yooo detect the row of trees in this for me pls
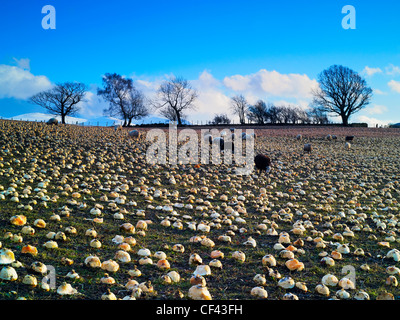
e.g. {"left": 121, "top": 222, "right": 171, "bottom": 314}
{"left": 211, "top": 100, "right": 329, "bottom": 125}
{"left": 29, "top": 73, "right": 197, "bottom": 126}
{"left": 29, "top": 65, "right": 373, "bottom": 126}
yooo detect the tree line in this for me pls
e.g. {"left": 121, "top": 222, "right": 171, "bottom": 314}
{"left": 28, "top": 65, "right": 373, "bottom": 127}
{"left": 212, "top": 98, "right": 329, "bottom": 125}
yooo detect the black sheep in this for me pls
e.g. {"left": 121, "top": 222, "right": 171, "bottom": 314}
{"left": 47, "top": 118, "right": 59, "bottom": 125}
{"left": 204, "top": 134, "right": 212, "bottom": 144}
{"left": 304, "top": 143, "right": 312, "bottom": 153}
{"left": 213, "top": 137, "right": 235, "bottom": 153}
{"left": 345, "top": 136, "right": 354, "bottom": 142}
{"left": 213, "top": 137, "right": 225, "bottom": 151}
{"left": 254, "top": 154, "right": 271, "bottom": 174}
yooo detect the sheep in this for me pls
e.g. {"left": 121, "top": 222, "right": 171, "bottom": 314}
{"left": 210, "top": 137, "right": 235, "bottom": 153}
{"left": 304, "top": 144, "right": 312, "bottom": 153}
{"left": 254, "top": 154, "right": 271, "bottom": 174}
{"left": 296, "top": 134, "right": 302, "bottom": 140}
{"left": 242, "top": 132, "right": 256, "bottom": 140}
{"left": 47, "top": 118, "right": 59, "bottom": 125}
{"left": 345, "top": 142, "right": 351, "bottom": 149}
{"left": 345, "top": 136, "right": 354, "bottom": 142}
{"left": 114, "top": 124, "right": 122, "bottom": 131}
{"left": 129, "top": 130, "right": 140, "bottom": 139}
{"left": 212, "top": 137, "right": 225, "bottom": 151}
{"left": 204, "top": 134, "right": 213, "bottom": 144}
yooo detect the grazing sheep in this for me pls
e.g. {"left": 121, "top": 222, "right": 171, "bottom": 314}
{"left": 304, "top": 144, "right": 312, "bottom": 153}
{"left": 296, "top": 134, "right": 302, "bottom": 140}
{"left": 332, "top": 135, "right": 337, "bottom": 140}
{"left": 242, "top": 132, "right": 256, "bottom": 140}
{"left": 47, "top": 118, "right": 59, "bottom": 125}
{"left": 129, "top": 130, "right": 140, "bottom": 139}
{"left": 345, "top": 136, "right": 354, "bottom": 142}
{"left": 114, "top": 124, "right": 122, "bottom": 131}
{"left": 204, "top": 134, "right": 212, "bottom": 144}
{"left": 212, "top": 137, "right": 225, "bottom": 151}
{"left": 254, "top": 154, "right": 271, "bottom": 174}
{"left": 326, "top": 134, "right": 332, "bottom": 141}
{"left": 345, "top": 142, "right": 351, "bottom": 149}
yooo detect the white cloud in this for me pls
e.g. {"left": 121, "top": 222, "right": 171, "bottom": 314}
{"left": 388, "top": 80, "right": 400, "bottom": 93}
{"left": 364, "top": 104, "right": 388, "bottom": 115}
{"left": 363, "top": 66, "right": 382, "bottom": 76}
{"left": 77, "top": 90, "right": 109, "bottom": 118}
{"left": 356, "top": 115, "right": 391, "bottom": 127}
{"left": 223, "top": 69, "right": 318, "bottom": 99}
{"left": 0, "top": 64, "right": 53, "bottom": 100}
{"left": 386, "top": 64, "right": 400, "bottom": 76}
{"left": 373, "top": 89, "right": 387, "bottom": 95}
{"left": 116, "top": 70, "right": 318, "bottom": 123}
{"left": 223, "top": 74, "right": 251, "bottom": 92}
{"left": 271, "top": 99, "right": 311, "bottom": 110}
{"left": 189, "top": 70, "right": 233, "bottom": 121}
{"left": 13, "top": 58, "right": 31, "bottom": 71}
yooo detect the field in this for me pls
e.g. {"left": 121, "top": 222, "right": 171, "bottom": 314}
{"left": 0, "top": 120, "right": 400, "bottom": 300}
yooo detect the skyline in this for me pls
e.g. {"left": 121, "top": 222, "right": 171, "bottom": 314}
{"left": 1, "top": 0, "right": 400, "bottom": 126}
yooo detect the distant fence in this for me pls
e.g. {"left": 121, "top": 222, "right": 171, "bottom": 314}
{"left": 0, "top": 117, "right": 119, "bottom": 127}
{"left": 0, "top": 117, "right": 391, "bottom": 129}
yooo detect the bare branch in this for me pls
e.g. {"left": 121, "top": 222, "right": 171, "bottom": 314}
{"left": 29, "top": 82, "right": 87, "bottom": 124}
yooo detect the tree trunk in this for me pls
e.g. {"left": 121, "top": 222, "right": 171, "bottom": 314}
{"left": 342, "top": 114, "right": 349, "bottom": 126}
{"left": 176, "top": 112, "right": 182, "bottom": 126}
{"left": 61, "top": 113, "right": 66, "bottom": 124}
{"left": 127, "top": 118, "right": 132, "bottom": 127}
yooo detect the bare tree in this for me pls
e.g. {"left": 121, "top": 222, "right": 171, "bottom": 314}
{"left": 29, "top": 82, "right": 87, "bottom": 124}
{"left": 97, "top": 73, "right": 149, "bottom": 126}
{"left": 124, "top": 89, "right": 149, "bottom": 126}
{"left": 159, "top": 105, "right": 179, "bottom": 122}
{"left": 152, "top": 76, "right": 198, "bottom": 126}
{"left": 265, "top": 104, "right": 281, "bottom": 124}
{"left": 211, "top": 114, "right": 231, "bottom": 125}
{"left": 230, "top": 95, "right": 248, "bottom": 125}
{"left": 288, "top": 106, "right": 303, "bottom": 124}
{"left": 307, "top": 106, "right": 329, "bottom": 125}
{"left": 247, "top": 100, "right": 267, "bottom": 124}
{"left": 278, "top": 106, "right": 293, "bottom": 124}
{"left": 295, "top": 107, "right": 311, "bottom": 124}
{"left": 312, "top": 65, "right": 373, "bottom": 126}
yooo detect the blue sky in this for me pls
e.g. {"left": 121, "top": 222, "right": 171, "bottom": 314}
{"left": 0, "top": 0, "right": 399, "bottom": 125}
